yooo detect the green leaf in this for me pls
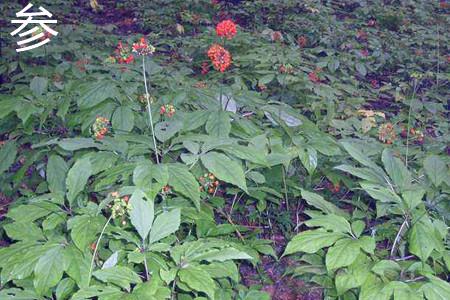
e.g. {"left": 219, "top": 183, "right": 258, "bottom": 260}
{"left": 355, "top": 62, "right": 367, "bottom": 76}
{"left": 102, "top": 251, "right": 119, "bottom": 269}
{"left": 217, "top": 144, "right": 267, "bottom": 166}
{"left": 4, "top": 222, "right": 44, "bottom": 241}
{"left": 129, "top": 189, "right": 154, "bottom": 241}
{"left": 335, "top": 165, "right": 385, "bottom": 184}
{"left": 298, "top": 147, "right": 318, "bottom": 175}
{"left": 201, "top": 152, "right": 248, "bottom": 193}
{"left": 328, "top": 59, "right": 340, "bottom": 72}
{"left": 424, "top": 155, "right": 446, "bottom": 187}
{"left": 335, "top": 272, "right": 360, "bottom": 296}
{"left": 178, "top": 266, "right": 217, "bottom": 299}
{"left": 402, "top": 189, "right": 425, "bottom": 210}
{"left": 133, "top": 163, "right": 169, "bottom": 194}
{"left": 30, "top": 76, "right": 48, "bottom": 96}
{"left": 351, "top": 220, "right": 365, "bottom": 237}
{"left": 381, "top": 149, "right": 411, "bottom": 191}
{"left": 409, "top": 217, "right": 442, "bottom": 262}
{"left": 0, "top": 141, "right": 17, "bottom": 174}
{"left": 149, "top": 209, "right": 181, "bottom": 244}
{"left": 202, "top": 261, "right": 239, "bottom": 282}
{"left": 189, "top": 247, "right": 252, "bottom": 263}
{"left": 325, "top": 238, "right": 361, "bottom": 271}
{"left": 66, "top": 158, "right": 92, "bottom": 205}
{"left": 33, "top": 246, "right": 65, "bottom": 295}
{"left": 112, "top": 106, "right": 134, "bottom": 132}
{"left": 205, "top": 110, "right": 231, "bottom": 137}
{"left": 305, "top": 214, "right": 352, "bottom": 234}
{"left": 371, "top": 260, "right": 401, "bottom": 279}
{"left": 71, "top": 286, "right": 122, "bottom": 300}
{"left": 0, "top": 288, "right": 39, "bottom": 300}
{"left": 47, "top": 155, "right": 68, "bottom": 194}
{"left": 360, "top": 182, "right": 403, "bottom": 204}
{"left": 7, "top": 204, "right": 51, "bottom": 223}
{"left": 57, "top": 138, "right": 99, "bottom": 151}
{"left": 168, "top": 164, "right": 201, "bottom": 209}
{"left": 69, "top": 215, "right": 105, "bottom": 251}
{"left": 340, "top": 142, "right": 384, "bottom": 173}
{"left": 259, "top": 74, "right": 275, "bottom": 85}
{"left": 283, "top": 229, "right": 346, "bottom": 255}
{"left": 93, "top": 266, "right": 142, "bottom": 291}
{"left": 155, "top": 120, "right": 183, "bottom": 142}
{"left": 421, "top": 276, "right": 450, "bottom": 300}
{"left": 55, "top": 278, "right": 76, "bottom": 300}
{"left": 77, "top": 81, "right": 118, "bottom": 109}
{"left": 301, "top": 189, "right": 348, "bottom": 217}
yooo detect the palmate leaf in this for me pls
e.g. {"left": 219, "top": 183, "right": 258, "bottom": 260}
{"left": 325, "top": 238, "right": 361, "bottom": 271}
{"left": 188, "top": 247, "right": 253, "bottom": 263}
{"left": 305, "top": 214, "right": 352, "bottom": 234}
{"left": 300, "top": 189, "right": 348, "bottom": 217}
{"left": 201, "top": 151, "right": 248, "bottom": 193}
{"left": 420, "top": 276, "right": 450, "bottom": 300}
{"left": 77, "top": 81, "right": 118, "bottom": 109}
{"left": 408, "top": 216, "right": 443, "bottom": 262}
{"left": 340, "top": 141, "right": 385, "bottom": 176}
{"left": 112, "top": 106, "right": 134, "bottom": 132}
{"left": 178, "top": 265, "right": 216, "bottom": 299}
{"left": 33, "top": 246, "right": 65, "bottom": 296}
{"left": 30, "top": 76, "right": 48, "bottom": 96}
{"left": 381, "top": 149, "right": 411, "bottom": 192}
{"left": 129, "top": 189, "right": 154, "bottom": 241}
{"left": 71, "top": 286, "right": 122, "bottom": 300}
{"left": 0, "top": 141, "right": 17, "bottom": 174}
{"left": 55, "top": 278, "right": 76, "bottom": 300}
{"left": 46, "top": 155, "right": 68, "bottom": 194}
{"left": 66, "top": 157, "right": 92, "bottom": 206}
{"left": 149, "top": 209, "right": 181, "bottom": 244}
{"left": 283, "top": 229, "right": 346, "bottom": 256}
{"left": 423, "top": 155, "right": 447, "bottom": 187}
{"left": 205, "top": 110, "right": 231, "bottom": 137}
{"left": 93, "top": 266, "right": 142, "bottom": 291}
{"left": 68, "top": 215, "right": 105, "bottom": 251}
{"left": 299, "top": 147, "right": 318, "bottom": 175}
{"left": 0, "top": 288, "right": 39, "bottom": 300}
{"left": 167, "top": 163, "right": 200, "bottom": 209}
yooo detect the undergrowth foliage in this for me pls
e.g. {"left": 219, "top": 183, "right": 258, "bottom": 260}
{"left": 0, "top": 1, "right": 449, "bottom": 300}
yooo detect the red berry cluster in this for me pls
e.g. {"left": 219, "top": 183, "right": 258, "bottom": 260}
{"left": 114, "top": 41, "right": 134, "bottom": 64}
{"left": 215, "top": 20, "right": 237, "bottom": 39}
{"left": 401, "top": 127, "right": 424, "bottom": 145}
{"left": 378, "top": 123, "right": 396, "bottom": 144}
{"left": 199, "top": 173, "right": 219, "bottom": 194}
{"left": 206, "top": 19, "right": 237, "bottom": 73}
{"left": 132, "top": 37, "right": 155, "bottom": 56}
{"left": 160, "top": 104, "right": 176, "bottom": 117}
{"left": 297, "top": 36, "right": 307, "bottom": 48}
{"left": 207, "top": 44, "right": 232, "bottom": 72}
{"left": 92, "top": 116, "right": 109, "bottom": 140}
{"left": 326, "top": 182, "right": 341, "bottom": 194}
{"left": 308, "top": 67, "right": 322, "bottom": 83}
{"left": 279, "top": 64, "right": 294, "bottom": 74}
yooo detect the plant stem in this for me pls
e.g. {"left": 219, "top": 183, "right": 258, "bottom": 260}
{"left": 142, "top": 239, "right": 150, "bottom": 281}
{"left": 88, "top": 215, "right": 113, "bottom": 286}
{"left": 405, "top": 79, "right": 418, "bottom": 168}
{"left": 170, "top": 274, "right": 178, "bottom": 300}
{"left": 142, "top": 56, "right": 160, "bottom": 164}
{"left": 390, "top": 217, "right": 409, "bottom": 258}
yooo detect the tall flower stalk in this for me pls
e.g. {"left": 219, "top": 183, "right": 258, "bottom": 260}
{"left": 142, "top": 56, "right": 160, "bottom": 164}
{"left": 133, "top": 38, "right": 160, "bottom": 164}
